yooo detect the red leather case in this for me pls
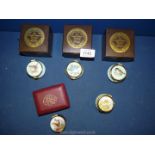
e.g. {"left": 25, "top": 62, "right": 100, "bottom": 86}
{"left": 33, "top": 83, "right": 70, "bottom": 116}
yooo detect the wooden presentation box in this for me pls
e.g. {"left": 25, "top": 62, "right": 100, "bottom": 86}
{"left": 63, "top": 25, "right": 92, "bottom": 57}
{"left": 105, "top": 28, "right": 135, "bottom": 61}
{"left": 19, "top": 24, "right": 52, "bottom": 57}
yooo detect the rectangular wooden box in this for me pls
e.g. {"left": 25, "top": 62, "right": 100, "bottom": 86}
{"left": 19, "top": 24, "right": 52, "bottom": 57}
{"left": 104, "top": 28, "right": 135, "bottom": 61}
{"left": 63, "top": 25, "right": 92, "bottom": 57}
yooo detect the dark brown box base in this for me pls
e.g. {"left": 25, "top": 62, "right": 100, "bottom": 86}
{"left": 63, "top": 25, "right": 92, "bottom": 57}
{"left": 104, "top": 28, "right": 135, "bottom": 61}
{"left": 19, "top": 24, "right": 52, "bottom": 57}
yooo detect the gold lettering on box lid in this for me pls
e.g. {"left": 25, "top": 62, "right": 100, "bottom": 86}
{"left": 24, "top": 27, "right": 45, "bottom": 48}
{"left": 67, "top": 28, "right": 88, "bottom": 48}
{"left": 109, "top": 32, "right": 130, "bottom": 53}
{"left": 43, "top": 94, "right": 58, "bottom": 106}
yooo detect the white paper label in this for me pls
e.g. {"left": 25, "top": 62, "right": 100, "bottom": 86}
{"left": 80, "top": 49, "right": 95, "bottom": 58}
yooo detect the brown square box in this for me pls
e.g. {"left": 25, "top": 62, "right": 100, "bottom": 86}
{"left": 19, "top": 24, "right": 52, "bottom": 57}
{"left": 105, "top": 28, "right": 135, "bottom": 61}
{"left": 63, "top": 25, "right": 92, "bottom": 57}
